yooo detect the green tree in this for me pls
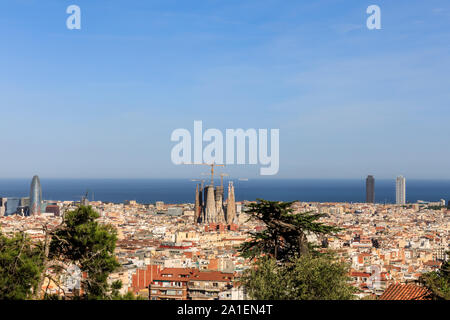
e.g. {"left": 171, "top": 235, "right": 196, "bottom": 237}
{"left": 240, "top": 256, "right": 287, "bottom": 300}
{"left": 239, "top": 199, "right": 340, "bottom": 261}
{"left": 47, "top": 205, "right": 121, "bottom": 299}
{"left": 110, "top": 281, "right": 147, "bottom": 300}
{"left": 239, "top": 200, "right": 355, "bottom": 300}
{"left": 0, "top": 231, "right": 44, "bottom": 299}
{"left": 241, "top": 255, "right": 356, "bottom": 300}
{"left": 420, "top": 256, "right": 450, "bottom": 300}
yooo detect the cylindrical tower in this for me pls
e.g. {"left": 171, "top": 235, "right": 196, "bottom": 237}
{"left": 30, "top": 175, "right": 42, "bottom": 216}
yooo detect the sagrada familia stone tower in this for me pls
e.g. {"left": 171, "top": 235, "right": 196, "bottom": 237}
{"left": 194, "top": 181, "right": 236, "bottom": 225}
{"left": 226, "top": 181, "right": 236, "bottom": 224}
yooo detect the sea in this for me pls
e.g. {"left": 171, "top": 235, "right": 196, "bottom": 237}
{"left": 0, "top": 178, "right": 449, "bottom": 205}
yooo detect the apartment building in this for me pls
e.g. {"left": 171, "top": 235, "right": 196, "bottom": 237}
{"left": 149, "top": 268, "right": 234, "bottom": 300}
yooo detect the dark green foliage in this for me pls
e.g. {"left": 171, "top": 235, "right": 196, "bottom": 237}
{"left": 239, "top": 199, "right": 341, "bottom": 261}
{"left": 239, "top": 199, "right": 355, "bottom": 300}
{"left": 113, "top": 291, "right": 146, "bottom": 300}
{"left": 240, "top": 257, "right": 286, "bottom": 300}
{"left": 0, "top": 231, "right": 44, "bottom": 299}
{"left": 1, "top": 206, "right": 131, "bottom": 300}
{"left": 241, "top": 255, "right": 356, "bottom": 300}
{"left": 420, "top": 255, "right": 450, "bottom": 300}
{"left": 49, "top": 205, "right": 120, "bottom": 299}
{"left": 109, "top": 280, "right": 145, "bottom": 300}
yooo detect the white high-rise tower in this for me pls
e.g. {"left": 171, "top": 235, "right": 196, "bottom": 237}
{"left": 396, "top": 176, "right": 406, "bottom": 205}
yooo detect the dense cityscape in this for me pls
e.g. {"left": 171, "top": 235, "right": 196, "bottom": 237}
{"left": 1, "top": 173, "right": 448, "bottom": 300}
{"left": 1, "top": 1, "right": 449, "bottom": 316}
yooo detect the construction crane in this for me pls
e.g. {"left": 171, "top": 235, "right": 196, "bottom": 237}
{"left": 191, "top": 179, "right": 205, "bottom": 191}
{"left": 185, "top": 162, "right": 225, "bottom": 186}
{"left": 219, "top": 173, "right": 229, "bottom": 188}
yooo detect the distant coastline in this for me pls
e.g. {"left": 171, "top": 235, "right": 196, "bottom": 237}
{"left": 0, "top": 178, "right": 449, "bottom": 205}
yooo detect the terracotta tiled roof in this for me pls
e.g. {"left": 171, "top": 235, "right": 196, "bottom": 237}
{"left": 423, "top": 260, "right": 442, "bottom": 268}
{"left": 350, "top": 271, "right": 371, "bottom": 278}
{"left": 379, "top": 283, "right": 432, "bottom": 300}
{"left": 190, "top": 271, "right": 234, "bottom": 282}
{"left": 152, "top": 268, "right": 234, "bottom": 282}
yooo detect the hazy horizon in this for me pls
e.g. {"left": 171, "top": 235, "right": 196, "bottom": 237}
{"left": 2, "top": 177, "right": 450, "bottom": 181}
{"left": 1, "top": 177, "right": 449, "bottom": 204}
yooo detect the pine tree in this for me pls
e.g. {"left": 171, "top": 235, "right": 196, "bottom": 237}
{"left": 46, "top": 205, "right": 120, "bottom": 299}
{"left": 0, "top": 231, "right": 44, "bottom": 299}
{"left": 239, "top": 199, "right": 356, "bottom": 300}
{"left": 239, "top": 199, "right": 340, "bottom": 261}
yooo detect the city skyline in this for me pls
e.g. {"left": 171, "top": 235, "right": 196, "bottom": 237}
{"left": 1, "top": 1, "right": 450, "bottom": 179}
{"left": 1, "top": 175, "right": 448, "bottom": 300}
{"left": 2, "top": 174, "right": 449, "bottom": 207}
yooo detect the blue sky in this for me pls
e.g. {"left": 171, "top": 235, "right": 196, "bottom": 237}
{"left": 1, "top": 0, "right": 449, "bottom": 179}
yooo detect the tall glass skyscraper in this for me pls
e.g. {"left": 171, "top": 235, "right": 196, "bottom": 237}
{"left": 30, "top": 175, "right": 42, "bottom": 215}
{"left": 396, "top": 176, "right": 406, "bottom": 205}
{"left": 366, "top": 175, "right": 375, "bottom": 203}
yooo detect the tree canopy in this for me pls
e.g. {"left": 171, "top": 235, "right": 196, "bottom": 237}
{"left": 241, "top": 255, "right": 356, "bottom": 300}
{"left": 420, "top": 255, "right": 450, "bottom": 300}
{"left": 48, "top": 205, "right": 121, "bottom": 299}
{"left": 239, "top": 199, "right": 356, "bottom": 300}
{"left": 239, "top": 199, "right": 341, "bottom": 261}
{"left": 0, "top": 206, "right": 146, "bottom": 300}
{"left": 0, "top": 231, "right": 44, "bottom": 299}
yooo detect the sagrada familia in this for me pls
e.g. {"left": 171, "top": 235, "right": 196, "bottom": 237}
{"left": 194, "top": 181, "right": 236, "bottom": 225}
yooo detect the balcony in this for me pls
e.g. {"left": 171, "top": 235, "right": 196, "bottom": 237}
{"left": 188, "top": 284, "right": 222, "bottom": 291}
{"left": 150, "top": 290, "right": 186, "bottom": 300}
{"left": 151, "top": 282, "right": 185, "bottom": 288}
{"left": 188, "top": 291, "right": 218, "bottom": 299}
